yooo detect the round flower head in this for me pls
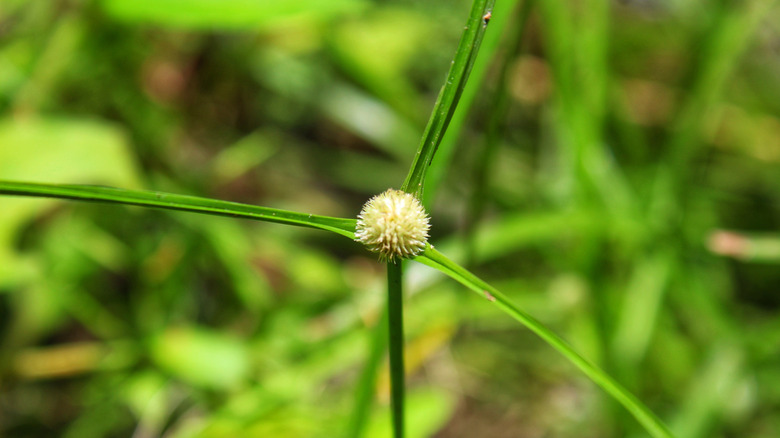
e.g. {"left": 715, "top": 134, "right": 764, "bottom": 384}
{"left": 355, "top": 189, "right": 430, "bottom": 261}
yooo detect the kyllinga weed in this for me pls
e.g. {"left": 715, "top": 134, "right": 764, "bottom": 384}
{"left": 3, "top": 0, "right": 776, "bottom": 436}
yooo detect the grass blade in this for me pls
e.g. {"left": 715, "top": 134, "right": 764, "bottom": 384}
{"left": 0, "top": 180, "right": 356, "bottom": 238}
{"left": 423, "top": 0, "right": 527, "bottom": 208}
{"left": 416, "top": 246, "right": 676, "bottom": 438}
{"left": 401, "top": 0, "right": 495, "bottom": 199}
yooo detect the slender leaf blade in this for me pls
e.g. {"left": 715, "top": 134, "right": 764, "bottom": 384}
{"left": 401, "top": 0, "right": 496, "bottom": 198}
{"left": 416, "top": 246, "right": 676, "bottom": 438}
{"left": 0, "top": 181, "right": 356, "bottom": 238}
{"left": 424, "top": 0, "right": 527, "bottom": 207}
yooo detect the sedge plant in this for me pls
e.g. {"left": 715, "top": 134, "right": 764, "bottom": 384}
{"left": 0, "top": 1, "right": 680, "bottom": 437}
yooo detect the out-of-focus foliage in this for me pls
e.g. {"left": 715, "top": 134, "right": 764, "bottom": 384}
{"left": 0, "top": 0, "right": 779, "bottom": 437}
{"left": 102, "top": 0, "right": 367, "bottom": 30}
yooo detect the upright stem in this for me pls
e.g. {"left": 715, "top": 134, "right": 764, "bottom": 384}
{"left": 386, "top": 261, "right": 405, "bottom": 438}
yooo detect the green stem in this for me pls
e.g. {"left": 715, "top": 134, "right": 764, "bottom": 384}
{"left": 417, "top": 246, "right": 675, "bottom": 438}
{"left": 386, "top": 261, "right": 405, "bottom": 438}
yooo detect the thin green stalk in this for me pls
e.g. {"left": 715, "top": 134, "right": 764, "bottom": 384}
{"left": 423, "top": 0, "right": 525, "bottom": 208}
{"left": 417, "top": 246, "right": 675, "bottom": 438}
{"left": 386, "top": 261, "right": 405, "bottom": 438}
{"left": 347, "top": 307, "right": 388, "bottom": 438}
{"left": 401, "top": 0, "right": 496, "bottom": 199}
{"left": 0, "top": 180, "right": 356, "bottom": 238}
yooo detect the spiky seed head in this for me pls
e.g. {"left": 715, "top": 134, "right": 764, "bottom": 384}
{"left": 355, "top": 189, "right": 430, "bottom": 261}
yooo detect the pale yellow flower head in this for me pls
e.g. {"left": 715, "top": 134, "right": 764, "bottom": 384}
{"left": 355, "top": 189, "right": 430, "bottom": 261}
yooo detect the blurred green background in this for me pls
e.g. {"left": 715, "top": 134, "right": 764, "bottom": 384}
{"left": 1, "top": 0, "right": 780, "bottom": 437}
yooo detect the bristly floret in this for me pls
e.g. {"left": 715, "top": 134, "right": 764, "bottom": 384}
{"left": 355, "top": 189, "right": 430, "bottom": 261}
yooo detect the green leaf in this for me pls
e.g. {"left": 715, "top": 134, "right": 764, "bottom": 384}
{"left": 401, "top": 0, "right": 495, "bottom": 198}
{"left": 416, "top": 246, "right": 676, "bottom": 438}
{"left": 423, "top": 0, "right": 527, "bottom": 207}
{"left": 101, "top": 0, "right": 366, "bottom": 30}
{"left": 0, "top": 181, "right": 357, "bottom": 238}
